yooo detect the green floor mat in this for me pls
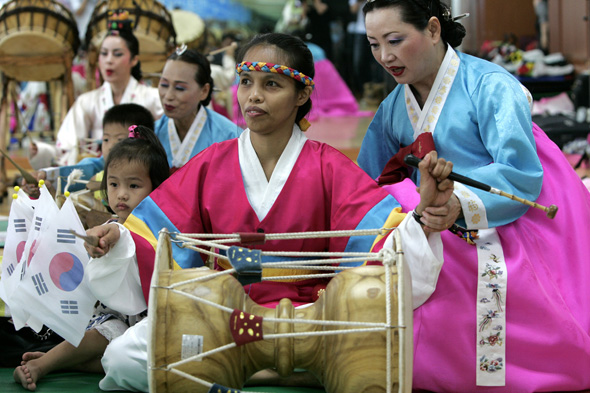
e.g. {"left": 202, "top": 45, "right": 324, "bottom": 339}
{"left": 1, "top": 368, "right": 325, "bottom": 392}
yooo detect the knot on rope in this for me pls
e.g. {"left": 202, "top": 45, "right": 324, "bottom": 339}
{"left": 379, "top": 247, "right": 396, "bottom": 267}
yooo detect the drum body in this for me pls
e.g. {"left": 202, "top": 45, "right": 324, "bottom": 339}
{"left": 169, "top": 9, "right": 206, "bottom": 52}
{"left": 148, "top": 233, "right": 413, "bottom": 393}
{"left": 0, "top": 0, "right": 80, "bottom": 81}
{"left": 85, "top": 0, "right": 175, "bottom": 74}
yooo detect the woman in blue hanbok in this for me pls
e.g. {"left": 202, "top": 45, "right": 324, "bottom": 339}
{"left": 155, "top": 48, "right": 242, "bottom": 173}
{"left": 358, "top": 1, "right": 590, "bottom": 392}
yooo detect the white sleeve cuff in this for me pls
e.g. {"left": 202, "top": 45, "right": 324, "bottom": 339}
{"left": 86, "top": 224, "right": 146, "bottom": 314}
{"left": 389, "top": 212, "right": 444, "bottom": 309}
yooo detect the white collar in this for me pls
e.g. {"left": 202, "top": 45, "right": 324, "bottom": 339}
{"left": 405, "top": 45, "right": 460, "bottom": 139}
{"left": 167, "top": 106, "right": 208, "bottom": 168}
{"left": 238, "top": 125, "right": 307, "bottom": 221}
{"left": 102, "top": 77, "right": 139, "bottom": 108}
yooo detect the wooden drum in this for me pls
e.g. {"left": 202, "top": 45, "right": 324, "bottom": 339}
{"left": 85, "top": 0, "right": 176, "bottom": 74}
{"left": 169, "top": 9, "right": 207, "bottom": 53}
{"left": 148, "top": 231, "right": 413, "bottom": 393}
{"left": 0, "top": 0, "right": 80, "bottom": 81}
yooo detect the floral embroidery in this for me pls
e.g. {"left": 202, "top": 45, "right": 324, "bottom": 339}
{"left": 471, "top": 214, "right": 481, "bottom": 224}
{"left": 468, "top": 200, "right": 479, "bottom": 212}
{"left": 480, "top": 332, "right": 503, "bottom": 347}
{"left": 480, "top": 355, "right": 504, "bottom": 372}
{"left": 482, "top": 263, "right": 503, "bottom": 280}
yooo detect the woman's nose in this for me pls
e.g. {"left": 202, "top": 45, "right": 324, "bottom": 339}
{"left": 249, "top": 85, "right": 262, "bottom": 103}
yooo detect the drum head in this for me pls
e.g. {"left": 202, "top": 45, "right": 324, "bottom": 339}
{"left": 170, "top": 9, "right": 205, "bottom": 50}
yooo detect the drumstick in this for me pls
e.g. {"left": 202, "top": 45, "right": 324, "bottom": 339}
{"left": 404, "top": 154, "right": 558, "bottom": 219}
{"left": 0, "top": 147, "right": 37, "bottom": 184}
{"left": 68, "top": 229, "right": 100, "bottom": 247}
{"left": 208, "top": 41, "right": 238, "bottom": 57}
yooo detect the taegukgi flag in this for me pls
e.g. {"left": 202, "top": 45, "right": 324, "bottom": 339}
{"left": 11, "top": 196, "right": 96, "bottom": 346}
{"left": 10, "top": 183, "right": 59, "bottom": 332}
{"left": 0, "top": 187, "right": 35, "bottom": 307}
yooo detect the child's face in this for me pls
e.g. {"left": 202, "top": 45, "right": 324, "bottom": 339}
{"left": 158, "top": 60, "right": 210, "bottom": 122}
{"left": 102, "top": 123, "right": 128, "bottom": 159}
{"left": 237, "top": 45, "right": 310, "bottom": 137}
{"left": 106, "top": 158, "right": 152, "bottom": 223}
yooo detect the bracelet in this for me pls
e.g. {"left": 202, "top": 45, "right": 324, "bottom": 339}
{"left": 412, "top": 210, "right": 424, "bottom": 225}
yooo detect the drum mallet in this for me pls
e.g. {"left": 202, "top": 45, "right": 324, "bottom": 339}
{"left": 404, "top": 154, "right": 558, "bottom": 219}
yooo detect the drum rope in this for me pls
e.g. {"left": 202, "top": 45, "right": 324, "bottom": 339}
{"left": 383, "top": 248, "right": 395, "bottom": 393}
{"left": 177, "top": 227, "right": 392, "bottom": 242}
{"left": 164, "top": 287, "right": 401, "bottom": 329}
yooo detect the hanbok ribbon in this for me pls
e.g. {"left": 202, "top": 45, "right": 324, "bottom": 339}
{"left": 377, "top": 132, "right": 435, "bottom": 185}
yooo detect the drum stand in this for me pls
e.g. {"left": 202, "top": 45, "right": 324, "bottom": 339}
{"left": 0, "top": 50, "right": 75, "bottom": 198}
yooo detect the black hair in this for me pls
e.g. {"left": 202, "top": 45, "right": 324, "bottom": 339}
{"left": 102, "top": 103, "right": 155, "bottom": 130}
{"left": 236, "top": 32, "right": 314, "bottom": 126}
{"left": 166, "top": 49, "right": 214, "bottom": 106}
{"left": 101, "top": 125, "right": 170, "bottom": 201}
{"left": 102, "top": 29, "right": 143, "bottom": 81}
{"left": 363, "top": 0, "right": 466, "bottom": 48}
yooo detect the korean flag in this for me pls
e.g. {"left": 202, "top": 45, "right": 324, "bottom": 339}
{"left": 10, "top": 183, "right": 59, "bottom": 332}
{"left": 0, "top": 188, "right": 35, "bottom": 305}
{"left": 11, "top": 196, "right": 96, "bottom": 346}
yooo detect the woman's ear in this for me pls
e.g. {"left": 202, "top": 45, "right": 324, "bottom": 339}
{"left": 199, "top": 83, "right": 211, "bottom": 102}
{"left": 427, "top": 16, "right": 442, "bottom": 43}
{"left": 131, "top": 55, "right": 139, "bottom": 68}
{"left": 296, "top": 85, "right": 313, "bottom": 107}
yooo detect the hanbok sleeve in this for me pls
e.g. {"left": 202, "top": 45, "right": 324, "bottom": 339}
{"left": 86, "top": 224, "right": 146, "bottom": 315}
{"left": 357, "top": 93, "right": 401, "bottom": 180}
{"left": 463, "top": 72, "right": 543, "bottom": 227}
{"left": 55, "top": 93, "right": 94, "bottom": 166}
{"left": 384, "top": 213, "right": 443, "bottom": 309}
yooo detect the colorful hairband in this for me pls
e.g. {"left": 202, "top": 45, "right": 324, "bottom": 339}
{"left": 236, "top": 62, "right": 315, "bottom": 90}
{"left": 128, "top": 125, "right": 140, "bottom": 139}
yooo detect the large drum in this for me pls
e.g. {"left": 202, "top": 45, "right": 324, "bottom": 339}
{"left": 85, "top": 0, "right": 175, "bottom": 75}
{"left": 0, "top": 0, "right": 80, "bottom": 81}
{"left": 148, "top": 231, "right": 413, "bottom": 393}
{"left": 169, "top": 9, "right": 207, "bottom": 53}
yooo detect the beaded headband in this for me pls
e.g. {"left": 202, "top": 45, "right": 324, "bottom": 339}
{"left": 236, "top": 62, "right": 315, "bottom": 90}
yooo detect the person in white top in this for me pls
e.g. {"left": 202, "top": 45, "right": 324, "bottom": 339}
{"left": 47, "top": 16, "right": 163, "bottom": 166}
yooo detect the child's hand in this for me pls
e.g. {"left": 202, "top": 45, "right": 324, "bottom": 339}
{"left": 20, "top": 171, "right": 47, "bottom": 199}
{"left": 84, "top": 224, "right": 120, "bottom": 258}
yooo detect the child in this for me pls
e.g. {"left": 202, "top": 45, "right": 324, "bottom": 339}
{"left": 13, "top": 125, "right": 169, "bottom": 391}
{"left": 21, "top": 103, "right": 155, "bottom": 201}
{"left": 82, "top": 33, "right": 452, "bottom": 391}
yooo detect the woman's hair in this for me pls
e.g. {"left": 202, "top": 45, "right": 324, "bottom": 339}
{"left": 101, "top": 21, "right": 143, "bottom": 81}
{"left": 363, "top": 0, "right": 466, "bottom": 48}
{"left": 166, "top": 49, "right": 214, "bottom": 106}
{"left": 101, "top": 125, "right": 170, "bottom": 201}
{"left": 236, "top": 33, "right": 315, "bottom": 125}
{"left": 102, "top": 103, "right": 155, "bottom": 130}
